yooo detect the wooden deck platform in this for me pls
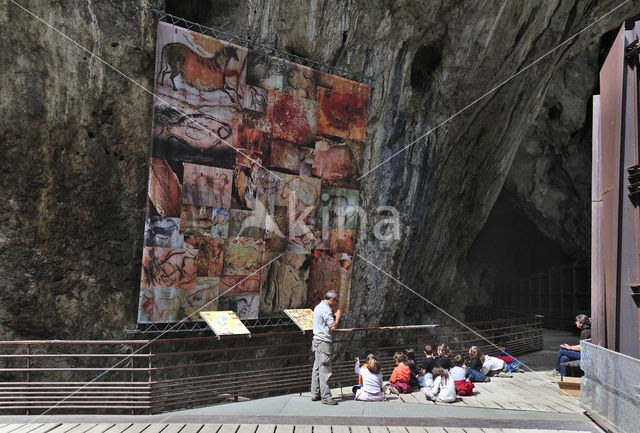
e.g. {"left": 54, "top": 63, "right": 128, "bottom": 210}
{"left": 326, "top": 328, "right": 581, "bottom": 414}
{"left": 0, "top": 424, "right": 595, "bottom": 433}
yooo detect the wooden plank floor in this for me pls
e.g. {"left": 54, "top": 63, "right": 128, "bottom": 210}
{"left": 329, "top": 328, "right": 582, "bottom": 415}
{"left": 0, "top": 426, "right": 595, "bottom": 433}
{"left": 332, "top": 367, "right": 581, "bottom": 415}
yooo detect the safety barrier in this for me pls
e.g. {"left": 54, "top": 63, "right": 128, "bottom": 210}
{"left": 580, "top": 340, "right": 640, "bottom": 433}
{"left": 0, "top": 314, "right": 543, "bottom": 414}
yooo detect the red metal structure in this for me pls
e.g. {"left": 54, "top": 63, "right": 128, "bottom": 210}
{"left": 584, "top": 22, "right": 640, "bottom": 433}
{"left": 591, "top": 24, "right": 640, "bottom": 357}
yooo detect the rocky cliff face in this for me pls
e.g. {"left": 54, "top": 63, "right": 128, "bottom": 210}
{"left": 504, "top": 43, "right": 597, "bottom": 262}
{"left": 0, "top": 0, "right": 634, "bottom": 338}
{"left": 0, "top": 0, "right": 162, "bottom": 338}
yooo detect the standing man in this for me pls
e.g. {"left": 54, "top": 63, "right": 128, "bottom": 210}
{"left": 310, "top": 291, "right": 342, "bottom": 405}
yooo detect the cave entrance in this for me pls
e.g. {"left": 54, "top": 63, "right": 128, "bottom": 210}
{"left": 465, "top": 188, "right": 589, "bottom": 330}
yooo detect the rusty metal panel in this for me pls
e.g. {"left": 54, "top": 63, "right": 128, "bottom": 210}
{"left": 599, "top": 25, "right": 626, "bottom": 351}
{"left": 592, "top": 94, "right": 606, "bottom": 347}
{"left": 617, "top": 27, "right": 640, "bottom": 358}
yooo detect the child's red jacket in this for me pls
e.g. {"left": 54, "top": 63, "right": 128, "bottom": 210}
{"left": 389, "top": 363, "right": 410, "bottom": 383}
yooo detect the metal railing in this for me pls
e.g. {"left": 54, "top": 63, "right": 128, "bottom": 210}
{"left": 493, "top": 262, "right": 590, "bottom": 329}
{"left": 0, "top": 314, "right": 543, "bottom": 414}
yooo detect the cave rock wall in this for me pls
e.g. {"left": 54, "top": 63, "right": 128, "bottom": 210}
{"left": 0, "top": 0, "right": 633, "bottom": 338}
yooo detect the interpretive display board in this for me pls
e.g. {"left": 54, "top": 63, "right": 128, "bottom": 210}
{"left": 138, "top": 21, "right": 370, "bottom": 323}
{"left": 199, "top": 310, "right": 251, "bottom": 337}
{"left": 284, "top": 308, "right": 314, "bottom": 331}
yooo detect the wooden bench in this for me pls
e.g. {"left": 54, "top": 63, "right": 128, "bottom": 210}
{"left": 560, "top": 359, "right": 581, "bottom": 379}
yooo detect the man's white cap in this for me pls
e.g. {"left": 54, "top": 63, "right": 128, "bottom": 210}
{"left": 325, "top": 291, "right": 338, "bottom": 299}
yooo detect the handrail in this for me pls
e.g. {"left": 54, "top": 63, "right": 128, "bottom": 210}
{"left": 0, "top": 339, "right": 150, "bottom": 345}
{"left": 0, "top": 315, "right": 543, "bottom": 415}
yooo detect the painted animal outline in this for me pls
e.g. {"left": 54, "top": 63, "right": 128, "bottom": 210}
{"left": 157, "top": 43, "right": 242, "bottom": 105}
{"left": 154, "top": 106, "right": 233, "bottom": 145}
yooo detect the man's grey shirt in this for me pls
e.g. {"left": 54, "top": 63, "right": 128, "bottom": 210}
{"left": 313, "top": 300, "right": 334, "bottom": 343}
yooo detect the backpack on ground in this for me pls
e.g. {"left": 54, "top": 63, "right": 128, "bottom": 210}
{"left": 454, "top": 380, "right": 475, "bottom": 396}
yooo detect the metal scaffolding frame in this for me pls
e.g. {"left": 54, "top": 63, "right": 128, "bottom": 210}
{"left": 125, "top": 316, "right": 295, "bottom": 335}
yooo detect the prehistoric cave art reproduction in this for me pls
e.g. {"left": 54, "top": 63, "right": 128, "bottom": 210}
{"left": 236, "top": 128, "right": 265, "bottom": 167}
{"left": 287, "top": 224, "right": 317, "bottom": 254}
{"left": 308, "top": 250, "right": 353, "bottom": 314}
{"left": 155, "top": 23, "right": 248, "bottom": 112}
{"left": 283, "top": 62, "right": 317, "bottom": 100}
{"left": 222, "top": 237, "right": 265, "bottom": 275}
{"left": 179, "top": 205, "right": 213, "bottom": 236}
{"left": 260, "top": 254, "right": 310, "bottom": 314}
{"left": 218, "top": 292, "right": 260, "bottom": 320}
{"left": 185, "top": 277, "right": 220, "bottom": 320}
{"left": 316, "top": 72, "right": 369, "bottom": 142}
{"left": 241, "top": 85, "right": 269, "bottom": 113}
{"left": 231, "top": 163, "right": 260, "bottom": 210}
{"left": 211, "top": 207, "right": 230, "bottom": 238}
{"left": 245, "top": 52, "right": 284, "bottom": 91}
{"left": 313, "top": 136, "right": 362, "bottom": 188}
{"left": 268, "top": 91, "right": 317, "bottom": 146}
{"left": 220, "top": 275, "right": 262, "bottom": 294}
{"left": 228, "top": 209, "right": 266, "bottom": 238}
{"left": 139, "top": 22, "right": 369, "bottom": 324}
{"left": 140, "top": 247, "right": 197, "bottom": 290}
{"left": 148, "top": 158, "right": 182, "bottom": 218}
{"left": 144, "top": 217, "right": 184, "bottom": 249}
{"left": 316, "top": 186, "right": 360, "bottom": 230}
{"left": 182, "top": 163, "right": 232, "bottom": 208}
{"left": 274, "top": 173, "right": 322, "bottom": 218}
{"left": 152, "top": 105, "right": 238, "bottom": 170}
{"left": 184, "top": 237, "right": 225, "bottom": 277}
{"left": 138, "top": 287, "right": 186, "bottom": 323}
{"left": 328, "top": 228, "right": 356, "bottom": 254}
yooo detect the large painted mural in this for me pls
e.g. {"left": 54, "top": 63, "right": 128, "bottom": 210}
{"left": 139, "top": 22, "right": 370, "bottom": 323}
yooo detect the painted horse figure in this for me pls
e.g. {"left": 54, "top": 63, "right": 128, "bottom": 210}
{"left": 157, "top": 43, "right": 241, "bottom": 105}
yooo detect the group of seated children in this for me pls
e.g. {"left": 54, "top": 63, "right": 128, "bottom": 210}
{"left": 355, "top": 343, "right": 522, "bottom": 403}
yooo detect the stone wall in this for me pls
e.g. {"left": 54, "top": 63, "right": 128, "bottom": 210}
{"left": 0, "top": 0, "right": 635, "bottom": 338}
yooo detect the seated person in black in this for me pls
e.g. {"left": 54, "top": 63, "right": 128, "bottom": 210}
{"left": 404, "top": 348, "right": 421, "bottom": 388}
{"left": 555, "top": 314, "right": 591, "bottom": 377}
{"left": 436, "top": 343, "right": 452, "bottom": 370}
{"left": 418, "top": 345, "right": 437, "bottom": 388}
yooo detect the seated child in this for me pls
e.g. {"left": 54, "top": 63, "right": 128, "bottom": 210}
{"left": 449, "top": 355, "right": 467, "bottom": 381}
{"left": 422, "top": 366, "right": 456, "bottom": 403}
{"left": 496, "top": 342, "right": 523, "bottom": 372}
{"left": 451, "top": 354, "right": 475, "bottom": 396}
{"left": 482, "top": 353, "right": 511, "bottom": 377}
{"left": 404, "top": 348, "right": 421, "bottom": 389}
{"left": 387, "top": 352, "right": 412, "bottom": 394}
{"left": 353, "top": 354, "right": 376, "bottom": 394}
{"left": 418, "top": 345, "right": 436, "bottom": 388}
{"left": 354, "top": 355, "right": 385, "bottom": 401}
{"left": 436, "top": 344, "right": 452, "bottom": 370}
{"left": 467, "top": 346, "right": 489, "bottom": 382}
